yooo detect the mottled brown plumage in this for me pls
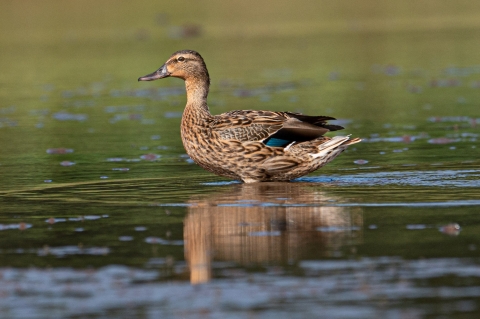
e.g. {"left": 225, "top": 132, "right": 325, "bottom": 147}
{"left": 138, "top": 50, "right": 361, "bottom": 183}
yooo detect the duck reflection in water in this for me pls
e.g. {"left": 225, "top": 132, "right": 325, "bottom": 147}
{"left": 184, "top": 182, "right": 363, "bottom": 284}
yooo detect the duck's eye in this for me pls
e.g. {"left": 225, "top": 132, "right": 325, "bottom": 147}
{"left": 177, "top": 56, "right": 185, "bottom": 62}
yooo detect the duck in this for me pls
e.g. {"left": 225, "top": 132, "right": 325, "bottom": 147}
{"left": 138, "top": 50, "right": 361, "bottom": 183}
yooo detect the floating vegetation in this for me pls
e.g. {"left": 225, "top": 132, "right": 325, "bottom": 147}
{"left": 439, "top": 223, "right": 461, "bottom": 236}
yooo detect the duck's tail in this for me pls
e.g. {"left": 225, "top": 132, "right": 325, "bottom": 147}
{"left": 310, "top": 135, "right": 361, "bottom": 159}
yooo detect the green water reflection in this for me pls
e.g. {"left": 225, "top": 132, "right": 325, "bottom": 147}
{"left": 1, "top": 0, "right": 480, "bottom": 317}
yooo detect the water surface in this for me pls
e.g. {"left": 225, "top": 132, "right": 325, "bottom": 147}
{"left": 1, "top": 1, "right": 480, "bottom": 318}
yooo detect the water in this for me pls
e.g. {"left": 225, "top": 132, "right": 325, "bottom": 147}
{"left": 1, "top": 1, "right": 480, "bottom": 318}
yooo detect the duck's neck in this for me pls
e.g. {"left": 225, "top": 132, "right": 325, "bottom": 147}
{"left": 184, "top": 78, "right": 211, "bottom": 120}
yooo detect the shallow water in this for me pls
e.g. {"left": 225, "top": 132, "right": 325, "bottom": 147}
{"left": 1, "top": 1, "right": 480, "bottom": 318}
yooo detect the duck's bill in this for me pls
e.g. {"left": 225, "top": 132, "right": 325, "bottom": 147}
{"left": 138, "top": 64, "right": 170, "bottom": 81}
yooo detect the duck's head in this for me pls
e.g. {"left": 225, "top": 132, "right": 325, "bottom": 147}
{"left": 138, "top": 50, "right": 209, "bottom": 84}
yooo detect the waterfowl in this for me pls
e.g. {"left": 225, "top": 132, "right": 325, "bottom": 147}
{"left": 138, "top": 50, "right": 361, "bottom": 183}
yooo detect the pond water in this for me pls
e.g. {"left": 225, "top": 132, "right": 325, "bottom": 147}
{"left": 1, "top": 1, "right": 480, "bottom": 318}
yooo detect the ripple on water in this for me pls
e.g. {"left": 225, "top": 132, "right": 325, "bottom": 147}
{"left": 300, "top": 169, "right": 480, "bottom": 188}
{"left": 0, "top": 223, "right": 32, "bottom": 231}
{"left": 37, "top": 245, "right": 110, "bottom": 257}
{"left": 60, "top": 161, "right": 75, "bottom": 166}
{"left": 46, "top": 148, "right": 73, "bottom": 154}
{"left": 1, "top": 257, "right": 480, "bottom": 319}
{"left": 248, "top": 231, "right": 281, "bottom": 237}
{"left": 45, "top": 215, "right": 105, "bottom": 224}
{"left": 3, "top": 168, "right": 478, "bottom": 209}
{"left": 140, "top": 153, "right": 161, "bottom": 161}
{"left": 144, "top": 237, "right": 184, "bottom": 245}
{"left": 317, "top": 226, "right": 361, "bottom": 232}
{"left": 335, "top": 200, "right": 480, "bottom": 207}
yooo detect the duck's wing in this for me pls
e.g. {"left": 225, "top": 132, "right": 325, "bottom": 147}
{"left": 211, "top": 110, "right": 344, "bottom": 147}
{"left": 211, "top": 110, "right": 284, "bottom": 142}
{"left": 284, "top": 112, "right": 344, "bottom": 132}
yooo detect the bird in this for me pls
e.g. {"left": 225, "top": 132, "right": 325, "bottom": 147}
{"left": 138, "top": 50, "right": 361, "bottom": 183}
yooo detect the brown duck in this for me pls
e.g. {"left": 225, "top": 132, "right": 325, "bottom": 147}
{"left": 138, "top": 50, "right": 361, "bottom": 183}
